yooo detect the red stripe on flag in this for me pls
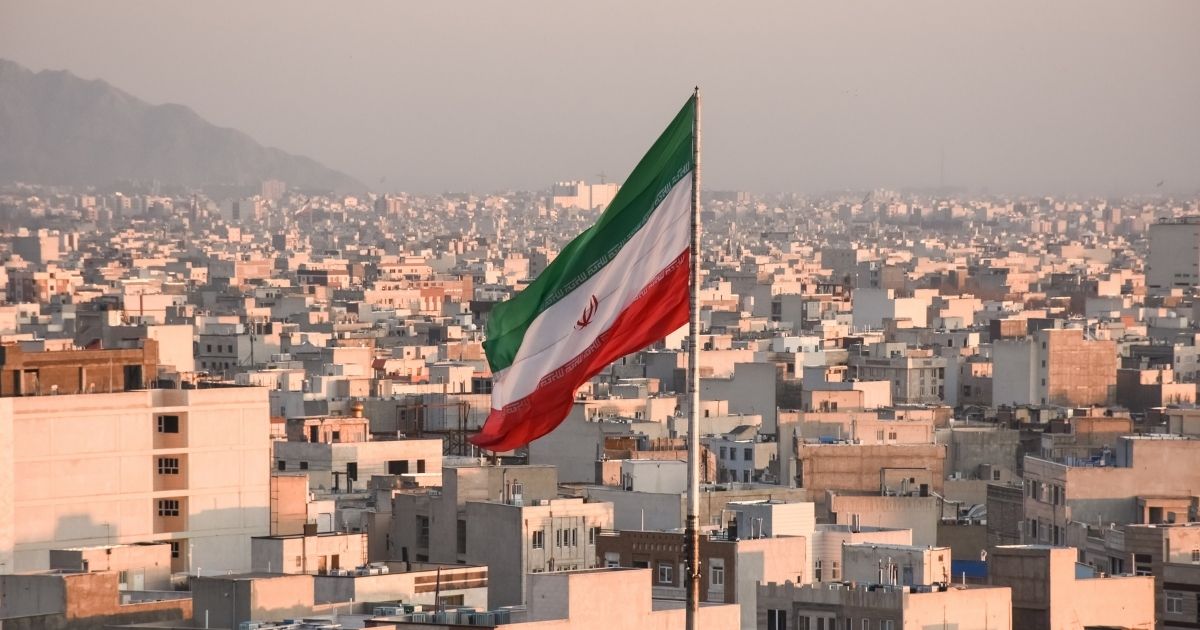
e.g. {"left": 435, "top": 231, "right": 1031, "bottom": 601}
{"left": 470, "top": 249, "right": 690, "bottom": 452}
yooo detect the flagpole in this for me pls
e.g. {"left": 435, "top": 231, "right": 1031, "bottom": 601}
{"left": 685, "top": 86, "right": 702, "bottom": 630}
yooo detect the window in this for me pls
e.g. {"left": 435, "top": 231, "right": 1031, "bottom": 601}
{"left": 720, "top": 447, "right": 727, "bottom": 460}
{"left": 157, "top": 457, "right": 179, "bottom": 475}
{"left": 710, "top": 560, "right": 724, "bottom": 586}
{"left": 417, "top": 516, "right": 430, "bottom": 548}
{"left": 417, "top": 459, "right": 427, "bottom": 473}
{"left": 862, "top": 620, "right": 870, "bottom": 630}
{"left": 729, "top": 449, "right": 737, "bottom": 461}
{"left": 882, "top": 621, "right": 895, "bottom": 630}
{"left": 439, "top": 594, "right": 465, "bottom": 608}
{"left": 1167, "top": 592, "right": 1184, "bottom": 614}
{"left": 532, "top": 530, "right": 544, "bottom": 549}
{"left": 156, "top": 415, "right": 179, "bottom": 433}
{"left": 299, "top": 461, "right": 309, "bottom": 470}
{"left": 277, "top": 460, "right": 286, "bottom": 471}
{"left": 1134, "top": 553, "right": 1152, "bottom": 576}
{"left": 831, "top": 560, "right": 841, "bottom": 580}
{"left": 457, "top": 519, "right": 467, "bottom": 554}
{"left": 169, "top": 541, "right": 181, "bottom": 559}
{"left": 657, "top": 561, "right": 673, "bottom": 584}
{"left": 570, "top": 528, "right": 578, "bottom": 547}
{"left": 1191, "top": 549, "right": 1199, "bottom": 563}
{"left": 157, "top": 499, "right": 180, "bottom": 517}
{"left": 555, "top": 529, "right": 563, "bottom": 548}
{"left": 799, "top": 617, "right": 811, "bottom": 630}
{"left": 816, "top": 559, "right": 823, "bottom": 581}
{"left": 388, "top": 460, "right": 409, "bottom": 475}
{"left": 589, "top": 526, "right": 599, "bottom": 545}
{"left": 992, "top": 469, "right": 1001, "bottom": 481}
{"left": 767, "top": 610, "right": 788, "bottom": 630}
{"left": 744, "top": 447, "right": 753, "bottom": 461}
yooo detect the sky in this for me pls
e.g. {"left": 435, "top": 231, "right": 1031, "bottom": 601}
{"left": 2, "top": 1, "right": 1198, "bottom": 196}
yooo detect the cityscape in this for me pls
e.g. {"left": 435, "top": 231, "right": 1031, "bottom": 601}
{"left": 1, "top": 3, "right": 1199, "bottom": 630}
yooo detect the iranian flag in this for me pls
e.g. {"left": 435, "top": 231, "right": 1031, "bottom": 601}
{"left": 471, "top": 97, "right": 696, "bottom": 452}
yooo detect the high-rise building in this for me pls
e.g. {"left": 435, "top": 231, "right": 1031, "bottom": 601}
{"left": 260, "top": 179, "right": 286, "bottom": 201}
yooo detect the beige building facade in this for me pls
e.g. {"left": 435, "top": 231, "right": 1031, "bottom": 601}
{"left": 0, "top": 387, "right": 271, "bottom": 574}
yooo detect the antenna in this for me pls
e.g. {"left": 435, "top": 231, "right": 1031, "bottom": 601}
{"left": 596, "top": 171, "right": 608, "bottom": 185}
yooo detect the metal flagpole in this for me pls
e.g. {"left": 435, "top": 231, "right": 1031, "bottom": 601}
{"left": 685, "top": 86, "right": 702, "bottom": 630}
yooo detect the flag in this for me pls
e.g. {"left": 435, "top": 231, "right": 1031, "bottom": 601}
{"left": 471, "top": 97, "right": 696, "bottom": 452}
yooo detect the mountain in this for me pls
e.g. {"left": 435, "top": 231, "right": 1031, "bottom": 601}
{"left": 0, "top": 59, "right": 364, "bottom": 192}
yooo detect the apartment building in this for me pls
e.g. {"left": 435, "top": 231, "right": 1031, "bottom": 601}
{"left": 0, "top": 387, "right": 271, "bottom": 573}
{"left": 1023, "top": 436, "right": 1200, "bottom": 548}
{"left": 596, "top": 528, "right": 807, "bottom": 630}
{"left": 757, "top": 579, "right": 1011, "bottom": 630}
{"left": 989, "top": 545, "right": 1154, "bottom": 630}
{"left": 390, "top": 464, "right": 613, "bottom": 607}
{"left": 993, "top": 327, "right": 1117, "bottom": 407}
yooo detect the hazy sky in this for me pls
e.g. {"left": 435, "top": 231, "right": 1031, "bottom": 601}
{"left": 2, "top": 1, "right": 1198, "bottom": 195}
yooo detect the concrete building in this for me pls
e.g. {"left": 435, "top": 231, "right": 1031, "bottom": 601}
{"left": 993, "top": 327, "right": 1117, "bottom": 407}
{"left": 191, "top": 572, "right": 313, "bottom": 629}
{"left": 390, "top": 464, "right": 613, "bottom": 607}
{"left": 470, "top": 568, "right": 739, "bottom": 629}
{"left": 849, "top": 343, "right": 947, "bottom": 404}
{"left": 1023, "top": 436, "right": 1200, "bottom": 547}
{"left": 0, "top": 340, "right": 158, "bottom": 396}
{"left": 48, "top": 542, "right": 173, "bottom": 591}
{"left": 757, "top": 579, "right": 1012, "bottom": 630}
{"left": 0, "top": 387, "right": 271, "bottom": 574}
{"left": 251, "top": 531, "right": 367, "bottom": 575}
{"left": 0, "top": 569, "right": 192, "bottom": 630}
{"left": 842, "top": 543, "right": 952, "bottom": 587}
{"left": 1148, "top": 217, "right": 1200, "bottom": 291}
{"left": 549, "top": 180, "right": 621, "bottom": 211}
{"left": 274, "top": 435, "right": 442, "bottom": 494}
{"left": 988, "top": 545, "right": 1154, "bottom": 630}
{"left": 786, "top": 442, "right": 946, "bottom": 516}
{"left": 595, "top": 528, "right": 807, "bottom": 630}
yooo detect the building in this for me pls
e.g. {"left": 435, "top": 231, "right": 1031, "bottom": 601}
{"left": 1023, "top": 436, "right": 1200, "bottom": 548}
{"left": 0, "top": 387, "right": 271, "bottom": 573}
{"left": 273, "top": 433, "right": 442, "bottom": 494}
{"left": 841, "top": 543, "right": 952, "bottom": 586}
{"left": 251, "top": 531, "right": 367, "bottom": 575}
{"left": 786, "top": 442, "right": 946, "bottom": 516}
{"left": 549, "top": 180, "right": 620, "bottom": 211}
{"left": 757, "top": 579, "right": 1012, "bottom": 630}
{"left": 390, "top": 464, "right": 613, "bottom": 607}
{"left": 988, "top": 545, "right": 1154, "bottom": 630}
{"left": 993, "top": 327, "right": 1117, "bottom": 407}
{"left": 48, "top": 542, "right": 174, "bottom": 590}
{"left": 0, "top": 568, "right": 192, "bottom": 629}
{"left": 0, "top": 340, "right": 158, "bottom": 396}
{"left": 595, "top": 528, "right": 807, "bottom": 630}
{"left": 1147, "top": 217, "right": 1200, "bottom": 291}
{"left": 849, "top": 343, "right": 947, "bottom": 404}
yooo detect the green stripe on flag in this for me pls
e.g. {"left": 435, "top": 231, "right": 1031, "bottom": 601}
{"left": 483, "top": 97, "right": 695, "bottom": 374}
